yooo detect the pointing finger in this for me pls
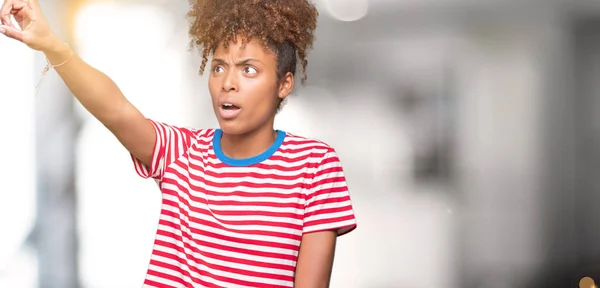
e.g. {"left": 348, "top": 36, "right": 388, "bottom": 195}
{"left": 0, "top": 0, "right": 16, "bottom": 28}
{"left": 1, "top": 0, "right": 26, "bottom": 25}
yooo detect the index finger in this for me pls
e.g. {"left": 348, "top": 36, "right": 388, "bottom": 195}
{"left": 1, "top": 0, "right": 16, "bottom": 28}
{"left": 0, "top": 0, "right": 25, "bottom": 28}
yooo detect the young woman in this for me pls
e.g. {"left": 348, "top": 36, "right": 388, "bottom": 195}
{"left": 1, "top": 0, "right": 357, "bottom": 287}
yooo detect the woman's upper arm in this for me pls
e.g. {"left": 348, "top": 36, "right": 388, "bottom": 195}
{"left": 294, "top": 148, "right": 358, "bottom": 287}
{"left": 294, "top": 230, "right": 338, "bottom": 288}
{"left": 106, "top": 103, "right": 156, "bottom": 167}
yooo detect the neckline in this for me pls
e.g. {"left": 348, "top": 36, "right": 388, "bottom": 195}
{"left": 213, "top": 129, "right": 286, "bottom": 167}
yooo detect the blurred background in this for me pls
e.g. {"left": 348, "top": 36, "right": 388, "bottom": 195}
{"left": 2, "top": 0, "right": 600, "bottom": 287}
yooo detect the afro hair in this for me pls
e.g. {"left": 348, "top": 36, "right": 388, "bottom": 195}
{"left": 187, "top": 0, "right": 319, "bottom": 84}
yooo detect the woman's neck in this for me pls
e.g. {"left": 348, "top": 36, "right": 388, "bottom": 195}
{"left": 219, "top": 124, "right": 278, "bottom": 159}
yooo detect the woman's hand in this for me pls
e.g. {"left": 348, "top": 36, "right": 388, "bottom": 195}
{"left": 0, "top": 0, "right": 59, "bottom": 51}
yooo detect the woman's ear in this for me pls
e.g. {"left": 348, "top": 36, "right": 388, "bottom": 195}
{"left": 278, "top": 72, "right": 295, "bottom": 100}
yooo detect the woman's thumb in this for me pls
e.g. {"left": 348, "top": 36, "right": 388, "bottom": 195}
{"left": 0, "top": 25, "right": 23, "bottom": 42}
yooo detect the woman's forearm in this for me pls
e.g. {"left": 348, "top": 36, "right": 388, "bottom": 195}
{"left": 42, "top": 37, "right": 155, "bottom": 166}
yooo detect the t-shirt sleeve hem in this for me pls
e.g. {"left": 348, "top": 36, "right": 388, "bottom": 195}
{"left": 131, "top": 119, "right": 162, "bottom": 179}
{"left": 302, "top": 221, "right": 357, "bottom": 237}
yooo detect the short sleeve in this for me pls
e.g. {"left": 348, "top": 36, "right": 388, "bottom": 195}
{"left": 131, "top": 119, "right": 194, "bottom": 181}
{"left": 303, "top": 149, "right": 357, "bottom": 236}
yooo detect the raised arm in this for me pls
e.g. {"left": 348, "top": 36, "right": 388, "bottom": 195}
{"left": 0, "top": 0, "right": 155, "bottom": 166}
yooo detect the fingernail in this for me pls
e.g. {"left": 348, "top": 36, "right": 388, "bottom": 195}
{"left": 0, "top": 28, "right": 5, "bottom": 34}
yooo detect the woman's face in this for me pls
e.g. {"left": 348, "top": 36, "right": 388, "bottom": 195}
{"left": 208, "top": 38, "right": 293, "bottom": 135}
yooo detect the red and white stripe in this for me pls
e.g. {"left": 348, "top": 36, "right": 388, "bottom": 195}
{"left": 132, "top": 120, "right": 357, "bottom": 287}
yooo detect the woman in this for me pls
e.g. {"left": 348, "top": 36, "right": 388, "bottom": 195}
{"left": 1, "top": 0, "right": 357, "bottom": 287}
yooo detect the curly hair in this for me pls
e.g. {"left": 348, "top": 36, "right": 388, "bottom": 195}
{"left": 187, "top": 0, "right": 318, "bottom": 85}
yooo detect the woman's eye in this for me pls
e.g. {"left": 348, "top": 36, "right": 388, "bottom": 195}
{"left": 213, "top": 66, "right": 224, "bottom": 73}
{"left": 243, "top": 66, "right": 258, "bottom": 74}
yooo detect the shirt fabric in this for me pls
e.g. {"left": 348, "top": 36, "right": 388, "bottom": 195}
{"left": 131, "top": 120, "right": 357, "bottom": 287}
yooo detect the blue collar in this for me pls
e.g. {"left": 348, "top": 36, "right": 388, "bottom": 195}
{"left": 213, "top": 129, "right": 286, "bottom": 167}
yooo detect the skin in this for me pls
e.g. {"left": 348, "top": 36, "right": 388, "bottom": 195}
{"left": 1, "top": 0, "right": 339, "bottom": 286}
{"left": 295, "top": 230, "right": 338, "bottom": 288}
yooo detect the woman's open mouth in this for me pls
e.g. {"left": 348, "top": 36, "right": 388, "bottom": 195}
{"left": 219, "top": 103, "right": 241, "bottom": 119}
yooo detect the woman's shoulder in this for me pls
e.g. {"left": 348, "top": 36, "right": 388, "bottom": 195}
{"left": 280, "top": 131, "right": 339, "bottom": 161}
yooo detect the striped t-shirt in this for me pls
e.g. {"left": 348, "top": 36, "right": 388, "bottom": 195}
{"left": 131, "top": 120, "right": 357, "bottom": 287}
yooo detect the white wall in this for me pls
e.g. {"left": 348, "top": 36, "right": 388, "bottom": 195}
{"left": 454, "top": 26, "right": 545, "bottom": 286}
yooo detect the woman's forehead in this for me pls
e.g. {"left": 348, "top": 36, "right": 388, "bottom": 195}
{"left": 214, "top": 39, "right": 275, "bottom": 58}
